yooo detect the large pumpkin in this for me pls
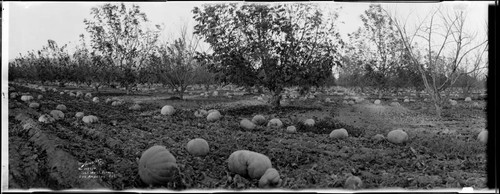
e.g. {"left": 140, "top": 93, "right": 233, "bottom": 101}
{"left": 138, "top": 145, "right": 179, "bottom": 186}
{"left": 228, "top": 150, "right": 272, "bottom": 179}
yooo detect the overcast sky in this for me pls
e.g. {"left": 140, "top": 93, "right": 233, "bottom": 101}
{"left": 3, "top": 1, "right": 492, "bottom": 60}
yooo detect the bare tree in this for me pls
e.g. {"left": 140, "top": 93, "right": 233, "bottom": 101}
{"left": 385, "top": 5, "right": 487, "bottom": 117}
{"left": 156, "top": 23, "right": 203, "bottom": 99}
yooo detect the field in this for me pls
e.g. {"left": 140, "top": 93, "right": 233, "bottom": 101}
{"left": 7, "top": 82, "right": 488, "bottom": 190}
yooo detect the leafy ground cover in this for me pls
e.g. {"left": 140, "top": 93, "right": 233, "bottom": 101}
{"left": 7, "top": 83, "right": 487, "bottom": 190}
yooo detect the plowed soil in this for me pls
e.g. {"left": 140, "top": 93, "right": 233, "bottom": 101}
{"left": 7, "top": 83, "right": 488, "bottom": 191}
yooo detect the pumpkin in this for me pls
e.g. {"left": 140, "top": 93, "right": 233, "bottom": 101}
{"left": 207, "top": 111, "right": 221, "bottom": 122}
{"left": 374, "top": 99, "right": 381, "bottom": 105}
{"left": 207, "top": 109, "right": 219, "bottom": 114}
{"left": 258, "top": 168, "right": 281, "bottom": 188}
{"left": 387, "top": 129, "right": 408, "bottom": 144}
{"left": 138, "top": 145, "right": 179, "bottom": 186}
{"left": 186, "top": 138, "right": 210, "bottom": 156}
{"left": 304, "top": 119, "right": 315, "bottom": 127}
{"left": 69, "top": 92, "right": 76, "bottom": 97}
{"left": 39, "top": 114, "right": 55, "bottom": 123}
{"left": 252, "top": 115, "right": 267, "bottom": 126}
{"left": 329, "top": 128, "right": 348, "bottom": 139}
{"left": 129, "top": 104, "right": 141, "bottom": 111}
{"left": 372, "top": 134, "right": 385, "bottom": 142}
{"left": 10, "top": 92, "right": 18, "bottom": 99}
{"left": 342, "top": 100, "right": 348, "bottom": 104}
{"left": 85, "top": 93, "right": 92, "bottom": 98}
{"left": 60, "top": 92, "right": 65, "bottom": 95}
{"left": 50, "top": 110, "right": 65, "bottom": 120}
{"left": 267, "top": 118, "right": 283, "bottom": 129}
{"left": 390, "top": 102, "right": 400, "bottom": 107}
{"left": 240, "top": 119, "right": 256, "bottom": 130}
{"left": 161, "top": 105, "right": 175, "bottom": 115}
{"left": 76, "top": 91, "right": 83, "bottom": 97}
{"left": 450, "top": 100, "right": 458, "bottom": 106}
{"left": 37, "top": 95, "right": 43, "bottom": 100}
{"left": 286, "top": 126, "right": 297, "bottom": 133}
{"left": 228, "top": 150, "right": 272, "bottom": 179}
{"left": 56, "top": 104, "right": 67, "bottom": 111}
{"left": 92, "top": 97, "right": 99, "bottom": 103}
{"left": 111, "top": 101, "right": 124, "bottom": 106}
{"left": 75, "top": 112, "right": 85, "bottom": 118}
{"left": 348, "top": 101, "right": 355, "bottom": 105}
{"left": 105, "top": 98, "right": 113, "bottom": 103}
{"left": 29, "top": 102, "right": 40, "bottom": 109}
{"left": 82, "top": 115, "right": 99, "bottom": 123}
{"left": 465, "top": 97, "right": 472, "bottom": 102}
{"left": 344, "top": 175, "right": 363, "bottom": 190}
{"left": 194, "top": 110, "right": 208, "bottom": 118}
{"left": 21, "top": 95, "right": 34, "bottom": 102}
{"left": 478, "top": 130, "right": 488, "bottom": 144}
{"left": 403, "top": 99, "right": 410, "bottom": 103}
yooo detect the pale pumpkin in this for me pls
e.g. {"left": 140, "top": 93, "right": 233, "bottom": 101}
{"left": 56, "top": 104, "right": 67, "bottom": 111}
{"left": 267, "top": 118, "right": 283, "bottom": 129}
{"left": 344, "top": 175, "right": 363, "bottom": 190}
{"left": 186, "top": 138, "right": 210, "bottom": 156}
{"left": 161, "top": 105, "right": 175, "bottom": 115}
{"left": 207, "top": 111, "right": 221, "bottom": 122}
{"left": 21, "top": 95, "right": 34, "bottom": 102}
{"left": 304, "top": 119, "right": 315, "bottom": 127}
{"left": 258, "top": 168, "right": 281, "bottom": 188}
{"left": 251, "top": 115, "right": 267, "bottom": 126}
{"left": 286, "top": 126, "right": 297, "bottom": 133}
{"left": 82, "top": 115, "right": 99, "bottom": 123}
{"left": 227, "top": 150, "right": 272, "bottom": 179}
{"left": 240, "top": 119, "right": 256, "bottom": 130}
{"left": 39, "top": 114, "right": 55, "bottom": 123}
{"left": 29, "top": 102, "right": 40, "bottom": 109}
{"left": 138, "top": 145, "right": 179, "bottom": 186}
{"left": 478, "top": 130, "right": 488, "bottom": 144}
{"left": 75, "top": 112, "right": 85, "bottom": 118}
{"left": 387, "top": 129, "right": 408, "bottom": 144}
{"left": 329, "top": 128, "right": 348, "bottom": 139}
{"left": 50, "top": 110, "right": 65, "bottom": 120}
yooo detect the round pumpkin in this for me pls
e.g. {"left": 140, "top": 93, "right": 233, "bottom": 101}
{"left": 82, "top": 115, "right": 99, "bottom": 124}
{"left": 186, "top": 138, "right": 210, "bottom": 156}
{"left": 286, "top": 126, "right": 297, "bottom": 133}
{"left": 138, "top": 145, "right": 179, "bottom": 186}
{"left": 56, "top": 104, "right": 67, "bottom": 111}
{"left": 207, "top": 111, "right": 221, "bottom": 122}
{"left": 330, "top": 128, "right": 348, "bottom": 139}
{"left": 387, "top": 129, "right": 408, "bottom": 144}
{"left": 161, "top": 105, "right": 175, "bottom": 115}
{"left": 304, "top": 119, "right": 315, "bottom": 127}
{"left": 251, "top": 115, "right": 267, "bottom": 126}
{"left": 240, "top": 119, "right": 256, "bottom": 130}
{"left": 344, "top": 175, "right": 363, "bottom": 190}
{"left": 258, "top": 168, "right": 281, "bottom": 188}
{"left": 50, "top": 110, "right": 65, "bottom": 120}
{"left": 267, "top": 118, "right": 283, "bottom": 129}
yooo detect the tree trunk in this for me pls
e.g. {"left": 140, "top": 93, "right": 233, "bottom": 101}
{"left": 270, "top": 88, "right": 283, "bottom": 109}
{"left": 434, "top": 101, "right": 442, "bottom": 117}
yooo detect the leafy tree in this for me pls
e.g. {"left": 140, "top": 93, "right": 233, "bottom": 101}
{"left": 193, "top": 3, "right": 344, "bottom": 108}
{"left": 84, "top": 3, "right": 160, "bottom": 94}
{"left": 345, "top": 4, "right": 406, "bottom": 98}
